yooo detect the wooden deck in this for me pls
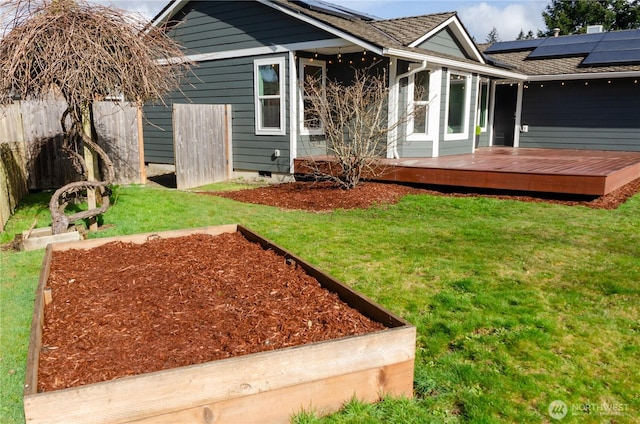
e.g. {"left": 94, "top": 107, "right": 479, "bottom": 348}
{"left": 294, "top": 147, "right": 640, "bottom": 196}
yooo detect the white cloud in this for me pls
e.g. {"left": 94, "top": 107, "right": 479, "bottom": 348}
{"left": 458, "top": 1, "right": 546, "bottom": 42}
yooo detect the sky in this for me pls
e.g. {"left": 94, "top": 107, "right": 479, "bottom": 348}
{"left": 100, "top": 0, "right": 550, "bottom": 42}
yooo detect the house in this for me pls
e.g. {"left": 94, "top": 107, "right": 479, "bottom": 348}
{"left": 143, "top": 0, "right": 524, "bottom": 179}
{"left": 144, "top": 0, "right": 640, "bottom": 182}
{"left": 482, "top": 28, "right": 640, "bottom": 151}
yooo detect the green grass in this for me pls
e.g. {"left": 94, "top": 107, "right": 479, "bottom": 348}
{"left": 1, "top": 184, "right": 639, "bottom": 423}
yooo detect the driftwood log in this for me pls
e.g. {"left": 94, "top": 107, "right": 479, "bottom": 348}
{"left": 49, "top": 131, "right": 114, "bottom": 234}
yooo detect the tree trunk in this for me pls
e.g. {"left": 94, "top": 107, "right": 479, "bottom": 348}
{"left": 49, "top": 102, "right": 115, "bottom": 235}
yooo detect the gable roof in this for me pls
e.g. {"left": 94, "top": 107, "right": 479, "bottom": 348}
{"left": 152, "top": 0, "right": 526, "bottom": 79}
{"left": 482, "top": 29, "right": 640, "bottom": 79}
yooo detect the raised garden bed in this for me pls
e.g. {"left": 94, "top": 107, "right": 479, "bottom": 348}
{"left": 24, "top": 224, "right": 416, "bottom": 424}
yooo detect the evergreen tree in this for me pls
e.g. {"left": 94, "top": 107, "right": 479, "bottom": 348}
{"left": 486, "top": 27, "right": 501, "bottom": 43}
{"left": 517, "top": 29, "right": 536, "bottom": 40}
{"left": 541, "top": 0, "right": 640, "bottom": 36}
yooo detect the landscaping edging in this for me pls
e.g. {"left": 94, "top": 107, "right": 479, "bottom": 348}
{"left": 24, "top": 224, "right": 416, "bottom": 423}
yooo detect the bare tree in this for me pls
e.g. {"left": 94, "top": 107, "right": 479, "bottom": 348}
{"left": 0, "top": 0, "right": 190, "bottom": 233}
{"left": 301, "top": 67, "right": 420, "bottom": 189}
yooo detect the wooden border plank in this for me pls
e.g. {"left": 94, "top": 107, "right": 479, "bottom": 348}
{"left": 24, "top": 225, "right": 416, "bottom": 424}
{"left": 24, "top": 245, "right": 53, "bottom": 396}
{"left": 24, "top": 327, "right": 415, "bottom": 424}
{"left": 49, "top": 224, "right": 239, "bottom": 252}
{"left": 238, "top": 225, "right": 411, "bottom": 328}
{"left": 125, "top": 360, "right": 415, "bottom": 424}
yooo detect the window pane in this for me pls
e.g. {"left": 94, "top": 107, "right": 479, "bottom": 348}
{"left": 414, "top": 104, "right": 427, "bottom": 133}
{"left": 303, "top": 99, "right": 321, "bottom": 129}
{"left": 303, "top": 64, "right": 322, "bottom": 92}
{"left": 479, "top": 83, "right": 488, "bottom": 128}
{"left": 447, "top": 75, "right": 466, "bottom": 134}
{"left": 261, "top": 99, "right": 280, "bottom": 128}
{"left": 259, "top": 64, "right": 280, "bottom": 96}
{"left": 414, "top": 71, "right": 430, "bottom": 102}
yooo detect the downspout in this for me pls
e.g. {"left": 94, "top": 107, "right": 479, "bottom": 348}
{"left": 391, "top": 60, "right": 427, "bottom": 159}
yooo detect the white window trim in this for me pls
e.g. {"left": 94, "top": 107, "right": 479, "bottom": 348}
{"left": 477, "top": 79, "right": 490, "bottom": 133}
{"left": 298, "top": 58, "right": 326, "bottom": 136}
{"left": 444, "top": 70, "right": 471, "bottom": 141}
{"left": 406, "top": 69, "right": 438, "bottom": 141}
{"left": 254, "top": 56, "right": 286, "bottom": 135}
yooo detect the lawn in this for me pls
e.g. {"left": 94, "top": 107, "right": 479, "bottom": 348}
{"left": 1, "top": 184, "right": 638, "bottom": 423}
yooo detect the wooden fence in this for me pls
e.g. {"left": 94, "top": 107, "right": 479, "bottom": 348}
{"left": 1, "top": 100, "right": 233, "bottom": 230}
{"left": 0, "top": 100, "right": 142, "bottom": 230}
{"left": 173, "top": 104, "right": 231, "bottom": 190}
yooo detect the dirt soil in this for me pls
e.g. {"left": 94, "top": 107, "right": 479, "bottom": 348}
{"left": 209, "top": 177, "right": 640, "bottom": 211}
{"left": 39, "top": 232, "right": 385, "bottom": 392}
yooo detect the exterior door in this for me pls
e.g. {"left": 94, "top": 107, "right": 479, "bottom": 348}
{"left": 493, "top": 84, "right": 518, "bottom": 147}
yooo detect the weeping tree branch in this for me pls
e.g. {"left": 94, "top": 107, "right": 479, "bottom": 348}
{"left": 0, "top": 0, "right": 191, "bottom": 233}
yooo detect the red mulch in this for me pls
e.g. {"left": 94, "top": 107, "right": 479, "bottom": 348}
{"left": 207, "top": 178, "right": 640, "bottom": 211}
{"left": 39, "top": 232, "right": 385, "bottom": 392}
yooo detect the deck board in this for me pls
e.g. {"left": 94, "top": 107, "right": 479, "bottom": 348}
{"left": 294, "top": 147, "right": 640, "bottom": 196}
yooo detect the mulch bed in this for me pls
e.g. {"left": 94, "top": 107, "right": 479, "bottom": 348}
{"left": 39, "top": 232, "right": 385, "bottom": 392}
{"left": 208, "top": 177, "right": 640, "bottom": 211}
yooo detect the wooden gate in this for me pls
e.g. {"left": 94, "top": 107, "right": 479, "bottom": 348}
{"left": 173, "top": 104, "right": 231, "bottom": 190}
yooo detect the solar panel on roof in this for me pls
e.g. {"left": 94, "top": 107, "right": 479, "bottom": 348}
{"left": 539, "top": 32, "right": 605, "bottom": 46}
{"left": 601, "top": 29, "right": 640, "bottom": 41}
{"left": 296, "top": 0, "right": 376, "bottom": 20}
{"left": 582, "top": 29, "right": 640, "bottom": 65}
{"left": 592, "top": 39, "right": 640, "bottom": 52}
{"left": 483, "top": 39, "right": 544, "bottom": 53}
{"left": 582, "top": 49, "right": 640, "bottom": 65}
{"left": 527, "top": 42, "right": 597, "bottom": 58}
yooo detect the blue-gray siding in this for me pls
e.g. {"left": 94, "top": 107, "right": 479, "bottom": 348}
{"left": 168, "top": 1, "right": 331, "bottom": 55}
{"left": 144, "top": 54, "right": 290, "bottom": 173}
{"left": 519, "top": 78, "right": 640, "bottom": 151}
{"left": 418, "top": 28, "right": 469, "bottom": 60}
{"left": 145, "top": 0, "right": 336, "bottom": 170}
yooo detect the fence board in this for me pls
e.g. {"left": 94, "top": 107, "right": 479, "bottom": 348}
{"left": 0, "top": 103, "right": 28, "bottom": 229}
{"left": 173, "top": 104, "right": 230, "bottom": 190}
{"left": 94, "top": 102, "right": 141, "bottom": 184}
{"left": 21, "top": 99, "right": 75, "bottom": 190}
{"left": 0, "top": 99, "right": 141, "bottom": 230}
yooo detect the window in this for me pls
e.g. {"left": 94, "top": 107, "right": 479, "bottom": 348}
{"left": 402, "top": 70, "right": 432, "bottom": 138}
{"left": 446, "top": 72, "right": 470, "bottom": 138}
{"left": 254, "top": 57, "right": 286, "bottom": 135}
{"left": 412, "top": 70, "right": 430, "bottom": 134}
{"left": 477, "top": 81, "right": 489, "bottom": 131}
{"left": 299, "top": 58, "right": 325, "bottom": 135}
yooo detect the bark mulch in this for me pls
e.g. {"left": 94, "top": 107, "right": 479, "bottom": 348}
{"left": 39, "top": 232, "right": 385, "bottom": 392}
{"left": 208, "top": 177, "right": 640, "bottom": 211}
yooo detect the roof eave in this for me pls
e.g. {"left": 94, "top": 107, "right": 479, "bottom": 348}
{"left": 151, "top": 0, "right": 189, "bottom": 27}
{"left": 258, "top": 0, "right": 385, "bottom": 55}
{"left": 384, "top": 48, "right": 527, "bottom": 80}
{"left": 527, "top": 70, "right": 640, "bottom": 81}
